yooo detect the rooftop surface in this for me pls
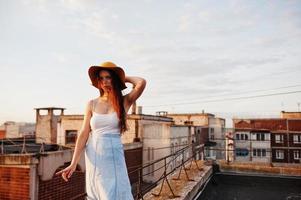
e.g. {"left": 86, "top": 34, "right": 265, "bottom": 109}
{"left": 0, "top": 138, "right": 69, "bottom": 154}
{"left": 197, "top": 173, "right": 301, "bottom": 200}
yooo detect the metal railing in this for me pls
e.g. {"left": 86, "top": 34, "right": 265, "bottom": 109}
{"left": 127, "top": 143, "right": 204, "bottom": 199}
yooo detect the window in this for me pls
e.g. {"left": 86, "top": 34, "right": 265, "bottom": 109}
{"left": 276, "top": 150, "right": 284, "bottom": 159}
{"left": 184, "top": 121, "right": 193, "bottom": 125}
{"left": 293, "top": 150, "right": 300, "bottom": 159}
{"left": 262, "top": 149, "right": 266, "bottom": 157}
{"left": 256, "top": 133, "right": 265, "bottom": 141}
{"left": 210, "top": 128, "right": 215, "bottom": 140}
{"left": 275, "top": 134, "right": 283, "bottom": 143}
{"left": 236, "top": 134, "right": 240, "bottom": 140}
{"left": 253, "top": 149, "right": 267, "bottom": 157}
{"left": 235, "top": 133, "right": 248, "bottom": 141}
{"left": 293, "top": 135, "right": 301, "bottom": 144}
{"left": 236, "top": 148, "right": 249, "bottom": 157}
{"left": 65, "top": 130, "right": 77, "bottom": 144}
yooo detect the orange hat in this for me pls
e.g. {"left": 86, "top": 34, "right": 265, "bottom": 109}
{"left": 88, "top": 61, "right": 127, "bottom": 89}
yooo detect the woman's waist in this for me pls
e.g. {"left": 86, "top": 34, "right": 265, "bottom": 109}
{"left": 90, "top": 129, "right": 120, "bottom": 137}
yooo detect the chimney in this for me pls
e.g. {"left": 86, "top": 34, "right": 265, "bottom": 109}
{"left": 137, "top": 106, "right": 143, "bottom": 114}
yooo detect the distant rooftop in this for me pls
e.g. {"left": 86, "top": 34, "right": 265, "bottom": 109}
{"left": 281, "top": 111, "right": 301, "bottom": 113}
{"left": 0, "top": 137, "right": 69, "bottom": 154}
{"left": 128, "top": 113, "right": 173, "bottom": 122}
{"left": 167, "top": 112, "right": 215, "bottom": 117}
{"left": 34, "top": 107, "right": 66, "bottom": 110}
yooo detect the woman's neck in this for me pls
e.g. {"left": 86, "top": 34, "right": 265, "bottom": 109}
{"left": 100, "top": 92, "right": 110, "bottom": 101}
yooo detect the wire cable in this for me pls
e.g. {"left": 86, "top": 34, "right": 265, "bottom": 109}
{"left": 144, "top": 90, "right": 301, "bottom": 108}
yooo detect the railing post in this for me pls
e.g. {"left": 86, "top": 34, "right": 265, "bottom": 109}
{"left": 21, "top": 136, "right": 27, "bottom": 154}
{"left": 135, "top": 167, "right": 144, "bottom": 200}
{"left": 1, "top": 139, "right": 4, "bottom": 154}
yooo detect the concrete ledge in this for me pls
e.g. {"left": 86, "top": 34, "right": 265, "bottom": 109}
{"left": 218, "top": 160, "right": 301, "bottom": 176}
{"left": 143, "top": 161, "right": 212, "bottom": 200}
{"left": 182, "top": 165, "right": 212, "bottom": 200}
{"left": 0, "top": 154, "right": 39, "bottom": 165}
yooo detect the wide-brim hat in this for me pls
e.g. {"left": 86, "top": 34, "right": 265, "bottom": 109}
{"left": 88, "top": 61, "right": 127, "bottom": 90}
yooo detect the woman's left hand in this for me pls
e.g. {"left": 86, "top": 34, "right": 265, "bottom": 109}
{"left": 55, "top": 164, "right": 77, "bottom": 182}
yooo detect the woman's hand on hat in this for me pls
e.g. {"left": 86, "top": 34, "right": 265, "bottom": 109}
{"left": 55, "top": 164, "right": 76, "bottom": 182}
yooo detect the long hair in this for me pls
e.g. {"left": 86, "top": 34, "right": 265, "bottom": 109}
{"left": 97, "top": 69, "right": 127, "bottom": 133}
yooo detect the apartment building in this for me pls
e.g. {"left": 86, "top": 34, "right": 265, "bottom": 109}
{"left": 167, "top": 112, "right": 226, "bottom": 160}
{"left": 233, "top": 111, "right": 301, "bottom": 164}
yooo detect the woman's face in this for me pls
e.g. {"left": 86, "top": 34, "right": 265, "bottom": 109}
{"left": 98, "top": 70, "right": 113, "bottom": 91}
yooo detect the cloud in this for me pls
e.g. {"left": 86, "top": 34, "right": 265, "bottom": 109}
{"left": 77, "top": 12, "right": 116, "bottom": 40}
{"left": 177, "top": 2, "right": 258, "bottom": 35}
{"left": 2, "top": 0, "right": 301, "bottom": 122}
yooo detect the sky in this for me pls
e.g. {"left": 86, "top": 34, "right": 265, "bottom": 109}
{"left": 0, "top": 0, "right": 301, "bottom": 127}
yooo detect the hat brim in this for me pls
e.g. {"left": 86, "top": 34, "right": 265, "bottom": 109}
{"left": 88, "top": 66, "right": 127, "bottom": 90}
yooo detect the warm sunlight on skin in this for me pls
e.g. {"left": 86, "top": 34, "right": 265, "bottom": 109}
{"left": 98, "top": 70, "right": 113, "bottom": 92}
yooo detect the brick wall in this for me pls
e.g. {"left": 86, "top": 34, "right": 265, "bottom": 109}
{"left": 0, "top": 166, "right": 30, "bottom": 200}
{"left": 125, "top": 147, "right": 143, "bottom": 185}
{"left": 0, "top": 130, "right": 5, "bottom": 139}
{"left": 38, "top": 163, "right": 85, "bottom": 200}
{"left": 288, "top": 119, "right": 301, "bottom": 131}
{"left": 289, "top": 149, "right": 301, "bottom": 163}
{"left": 234, "top": 119, "right": 287, "bottom": 131}
{"left": 271, "top": 133, "right": 288, "bottom": 147}
{"left": 272, "top": 149, "right": 289, "bottom": 163}
{"left": 289, "top": 133, "right": 301, "bottom": 147}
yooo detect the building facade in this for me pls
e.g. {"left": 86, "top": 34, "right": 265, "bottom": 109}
{"left": 233, "top": 113, "right": 301, "bottom": 164}
{"left": 125, "top": 113, "right": 196, "bottom": 182}
{"left": 0, "top": 121, "right": 35, "bottom": 139}
{"left": 167, "top": 112, "right": 226, "bottom": 160}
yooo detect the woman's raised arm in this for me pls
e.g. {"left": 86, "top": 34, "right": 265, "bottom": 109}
{"left": 124, "top": 76, "right": 146, "bottom": 113}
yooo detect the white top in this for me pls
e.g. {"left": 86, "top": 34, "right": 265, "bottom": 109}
{"left": 90, "top": 111, "right": 120, "bottom": 134}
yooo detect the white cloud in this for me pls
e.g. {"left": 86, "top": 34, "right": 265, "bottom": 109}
{"left": 1, "top": 0, "right": 301, "bottom": 124}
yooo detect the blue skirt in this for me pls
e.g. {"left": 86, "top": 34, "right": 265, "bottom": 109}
{"left": 85, "top": 133, "right": 134, "bottom": 200}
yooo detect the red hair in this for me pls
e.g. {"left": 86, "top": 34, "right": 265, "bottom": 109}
{"left": 97, "top": 70, "right": 127, "bottom": 133}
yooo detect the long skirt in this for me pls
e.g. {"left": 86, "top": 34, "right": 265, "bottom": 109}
{"left": 85, "top": 133, "right": 134, "bottom": 200}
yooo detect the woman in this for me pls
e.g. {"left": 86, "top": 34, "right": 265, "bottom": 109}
{"left": 56, "top": 61, "right": 146, "bottom": 200}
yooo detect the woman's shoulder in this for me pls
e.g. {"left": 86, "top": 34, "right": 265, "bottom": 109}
{"left": 88, "top": 97, "right": 100, "bottom": 103}
{"left": 88, "top": 98, "right": 98, "bottom": 104}
{"left": 85, "top": 98, "right": 97, "bottom": 112}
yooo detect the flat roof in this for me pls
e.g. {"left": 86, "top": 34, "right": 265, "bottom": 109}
{"left": 167, "top": 113, "right": 215, "bottom": 116}
{"left": 34, "top": 107, "right": 66, "bottom": 110}
{"left": 0, "top": 138, "right": 69, "bottom": 154}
